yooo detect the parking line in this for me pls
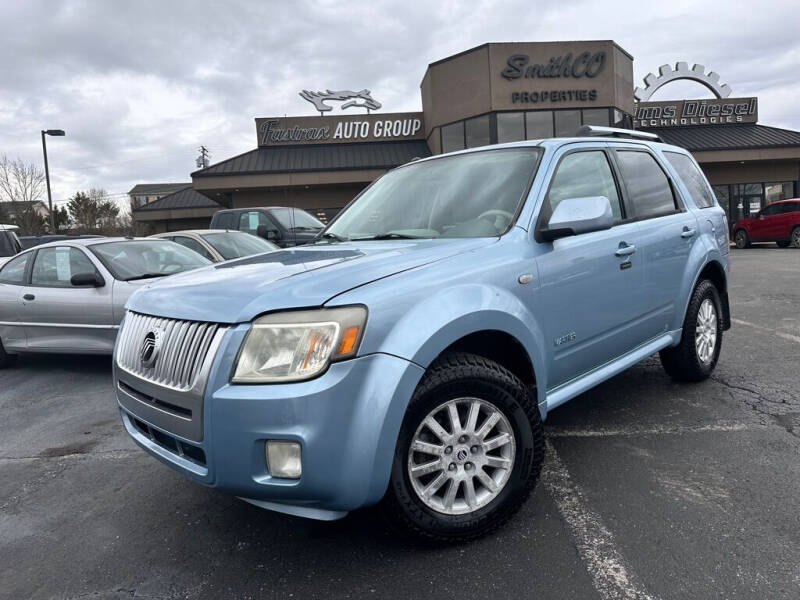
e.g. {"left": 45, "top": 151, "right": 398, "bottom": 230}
{"left": 547, "top": 422, "right": 750, "bottom": 438}
{"left": 541, "top": 441, "right": 657, "bottom": 600}
{"left": 731, "top": 318, "right": 800, "bottom": 344}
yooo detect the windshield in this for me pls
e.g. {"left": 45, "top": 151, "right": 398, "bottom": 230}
{"left": 89, "top": 240, "right": 211, "bottom": 281}
{"left": 269, "top": 207, "right": 324, "bottom": 230}
{"left": 325, "top": 148, "right": 542, "bottom": 240}
{"left": 202, "top": 232, "right": 278, "bottom": 260}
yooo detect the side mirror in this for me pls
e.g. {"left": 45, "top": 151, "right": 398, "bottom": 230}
{"left": 541, "top": 196, "right": 614, "bottom": 242}
{"left": 70, "top": 272, "right": 104, "bottom": 287}
{"left": 256, "top": 224, "right": 281, "bottom": 241}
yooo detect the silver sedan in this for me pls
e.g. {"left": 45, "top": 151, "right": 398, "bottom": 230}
{"left": 150, "top": 229, "right": 279, "bottom": 262}
{"left": 0, "top": 237, "right": 210, "bottom": 366}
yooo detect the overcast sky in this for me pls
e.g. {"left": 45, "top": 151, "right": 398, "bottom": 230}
{"left": 1, "top": 0, "right": 798, "bottom": 209}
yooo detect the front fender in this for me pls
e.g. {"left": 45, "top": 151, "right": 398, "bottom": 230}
{"left": 344, "top": 282, "right": 549, "bottom": 413}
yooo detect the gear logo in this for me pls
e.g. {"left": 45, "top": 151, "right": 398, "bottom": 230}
{"left": 634, "top": 62, "right": 732, "bottom": 102}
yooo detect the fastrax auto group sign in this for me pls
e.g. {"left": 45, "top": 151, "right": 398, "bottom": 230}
{"left": 255, "top": 112, "right": 424, "bottom": 146}
{"left": 633, "top": 98, "right": 758, "bottom": 128}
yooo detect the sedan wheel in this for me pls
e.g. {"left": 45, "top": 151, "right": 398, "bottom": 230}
{"left": 792, "top": 227, "right": 800, "bottom": 248}
{"left": 734, "top": 230, "right": 749, "bottom": 249}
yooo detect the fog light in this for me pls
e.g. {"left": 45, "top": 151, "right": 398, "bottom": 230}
{"left": 266, "top": 441, "right": 302, "bottom": 479}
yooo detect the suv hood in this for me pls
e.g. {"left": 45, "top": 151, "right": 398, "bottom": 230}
{"left": 126, "top": 238, "right": 493, "bottom": 323}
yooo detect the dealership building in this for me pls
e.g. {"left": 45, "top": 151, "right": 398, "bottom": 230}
{"left": 133, "top": 40, "right": 800, "bottom": 232}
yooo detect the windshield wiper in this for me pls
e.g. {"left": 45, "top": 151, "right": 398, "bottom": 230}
{"left": 313, "top": 231, "right": 348, "bottom": 243}
{"left": 124, "top": 272, "right": 170, "bottom": 281}
{"left": 288, "top": 226, "right": 321, "bottom": 231}
{"left": 350, "top": 233, "right": 425, "bottom": 240}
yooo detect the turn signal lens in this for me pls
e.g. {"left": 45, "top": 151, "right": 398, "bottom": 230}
{"left": 336, "top": 326, "right": 360, "bottom": 357}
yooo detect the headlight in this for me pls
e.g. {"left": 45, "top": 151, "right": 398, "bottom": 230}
{"left": 232, "top": 306, "right": 367, "bottom": 383}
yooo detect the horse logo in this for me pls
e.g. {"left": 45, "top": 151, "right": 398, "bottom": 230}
{"left": 299, "top": 89, "right": 382, "bottom": 113}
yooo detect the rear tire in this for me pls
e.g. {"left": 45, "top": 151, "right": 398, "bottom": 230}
{"left": 776, "top": 240, "right": 791, "bottom": 248}
{"left": 660, "top": 279, "right": 722, "bottom": 382}
{"left": 381, "top": 352, "right": 544, "bottom": 543}
{"left": 791, "top": 226, "right": 800, "bottom": 248}
{"left": 0, "top": 338, "right": 17, "bottom": 369}
{"left": 734, "top": 229, "right": 750, "bottom": 249}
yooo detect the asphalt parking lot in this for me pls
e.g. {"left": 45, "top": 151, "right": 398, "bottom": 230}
{"left": 1, "top": 247, "right": 798, "bottom": 600}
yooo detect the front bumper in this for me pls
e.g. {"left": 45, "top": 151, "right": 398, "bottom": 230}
{"left": 116, "top": 325, "right": 424, "bottom": 519}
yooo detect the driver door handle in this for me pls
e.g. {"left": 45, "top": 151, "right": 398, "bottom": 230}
{"left": 23, "top": 294, "right": 35, "bottom": 301}
{"left": 681, "top": 227, "right": 696, "bottom": 238}
{"left": 614, "top": 242, "right": 636, "bottom": 257}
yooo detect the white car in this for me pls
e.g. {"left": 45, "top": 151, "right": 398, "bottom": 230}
{"left": 149, "top": 229, "right": 279, "bottom": 262}
{"left": 0, "top": 225, "right": 22, "bottom": 268}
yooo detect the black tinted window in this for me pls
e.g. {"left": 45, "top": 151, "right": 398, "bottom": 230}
{"left": 0, "top": 232, "right": 17, "bottom": 257}
{"left": 665, "top": 152, "right": 715, "bottom": 209}
{"left": 545, "top": 151, "right": 622, "bottom": 222}
{"left": 0, "top": 252, "right": 31, "bottom": 284}
{"left": 616, "top": 151, "right": 676, "bottom": 218}
{"left": 761, "top": 204, "right": 780, "bottom": 217}
{"left": 214, "top": 213, "right": 235, "bottom": 229}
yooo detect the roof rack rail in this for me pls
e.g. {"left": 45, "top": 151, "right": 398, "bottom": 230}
{"left": 575, "top": 125, "right": 662, "bottom": 143}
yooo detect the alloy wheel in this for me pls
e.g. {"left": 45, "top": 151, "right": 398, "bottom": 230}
{"left": 407, "top": 397, "right": 516, "bottom": 515}
{"left": 695, "top": 298, "right": 718, "bottom": 364}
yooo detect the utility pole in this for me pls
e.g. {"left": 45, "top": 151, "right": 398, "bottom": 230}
{"left": 196, "top": 146, "right": 210, "bottom": 169}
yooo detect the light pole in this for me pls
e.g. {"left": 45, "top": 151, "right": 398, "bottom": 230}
{"left": 41, "top": 129, "right": 65, "bottom": 233}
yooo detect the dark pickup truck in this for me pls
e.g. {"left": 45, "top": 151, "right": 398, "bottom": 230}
{"left": 209, "top": 207, "right": 324, "bottom": 247}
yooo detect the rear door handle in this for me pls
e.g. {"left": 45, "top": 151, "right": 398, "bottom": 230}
{"left": 23, "top": 294, "right": 35, "bottom": 301}
{"left": 681, "top": 227, "right": 696, "bottom": 238}
{"left": 615, "top": 243, "right": 636, "bottom": 257}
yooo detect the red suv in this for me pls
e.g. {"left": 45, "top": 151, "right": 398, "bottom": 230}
{"left": 732, "top": 199, "right": 800, "bottom": 249}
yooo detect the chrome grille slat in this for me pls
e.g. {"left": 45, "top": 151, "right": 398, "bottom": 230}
{"left": 116, "top": 311, "right": 223, "bottom": 392}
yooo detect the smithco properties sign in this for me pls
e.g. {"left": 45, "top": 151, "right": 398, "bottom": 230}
{"left": 256, "top": 112, "right": 424, "bottom": 146}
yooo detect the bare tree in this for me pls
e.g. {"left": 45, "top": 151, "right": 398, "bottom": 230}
{"left": 0, "top": 155, "right": 45, "bottom": 205}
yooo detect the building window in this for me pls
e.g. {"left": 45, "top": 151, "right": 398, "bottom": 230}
{"left": 441, "top": 121, "right": 465, "bottom": 153}
{"left": 465, "top": 115, "right": 490, "bottom": 148}
{"left": 526, "top": 111, "right": 553, "bottom": 139}
{"left": 554, "top": 110, "right": 582, "bottom": 137}
{"left": 497, "top": 112, "right": 525, "bottom": 143}
{"left": 582, "top": 108, "right": 610, "bottom": 127}
{"left": 765, "top": 181, "right": 794, "bottom": 204}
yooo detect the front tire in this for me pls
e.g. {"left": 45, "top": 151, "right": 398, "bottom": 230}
{"left": 382, "top": 352, "right": 544, "bottom": 543}
{"left": 660, "top": 279, "right": 722, "bottom": 382}
{"left": 0, "top": 338, "right": 17, "bottom": 369}
{"left": 734, "top": 229, "right": 750, "bottom": 249}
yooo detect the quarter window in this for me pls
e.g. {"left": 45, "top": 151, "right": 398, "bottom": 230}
{"left": 544, "top": 151, "right": 623, "bottom": 222}
{"left": 0, "top": 252, "right": 31, "bottom": 284}
{"left": 664, "top": 152, "right": 715, "bottom": 209}
{"left": 30, "top": 247, "right": 98, "bottom": 287}
{"left": 615, "top": 151, "right": 677, "bottom": 219}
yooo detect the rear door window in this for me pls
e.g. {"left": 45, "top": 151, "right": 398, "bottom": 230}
{"left": 615, "top": 150, "right": 677, "bottom": 219}
{"left": 664, "top": 152, "right": 716, "bottom": 209}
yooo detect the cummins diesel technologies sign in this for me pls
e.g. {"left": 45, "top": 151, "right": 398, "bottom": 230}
{"left": 633, "top": 98, "right": 758, "bottom": 128}
{"left": 256, "top": 113, "right": 424, "bottom": 147}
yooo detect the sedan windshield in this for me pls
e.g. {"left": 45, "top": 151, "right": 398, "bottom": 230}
{"left": 325, "top": 148, "right": 542, "bottom": 240}
{"left": 89, "top": 240, "right": 211, "bottom": 281}
{"left": 202, "top": 232, "right": 278, "bottom": 260}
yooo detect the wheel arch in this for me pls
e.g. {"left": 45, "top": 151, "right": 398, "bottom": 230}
{"left": 682, "top": 258, "right": 731, "bottom": 331}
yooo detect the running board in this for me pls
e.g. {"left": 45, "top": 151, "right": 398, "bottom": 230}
{"left": 545, "top": 332, "right": 678, "bottom": 413}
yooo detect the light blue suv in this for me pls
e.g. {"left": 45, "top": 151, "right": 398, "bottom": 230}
{"left": 114, "top": 127, "right": 730, "bottom": 542}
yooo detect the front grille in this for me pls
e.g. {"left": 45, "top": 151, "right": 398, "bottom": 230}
{"left": 116, "top": 311, "right": 222, "bottom": 391}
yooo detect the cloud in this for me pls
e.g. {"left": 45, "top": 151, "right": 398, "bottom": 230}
{"left": 1, "top": 0, "right": 798, "bottom": 204}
